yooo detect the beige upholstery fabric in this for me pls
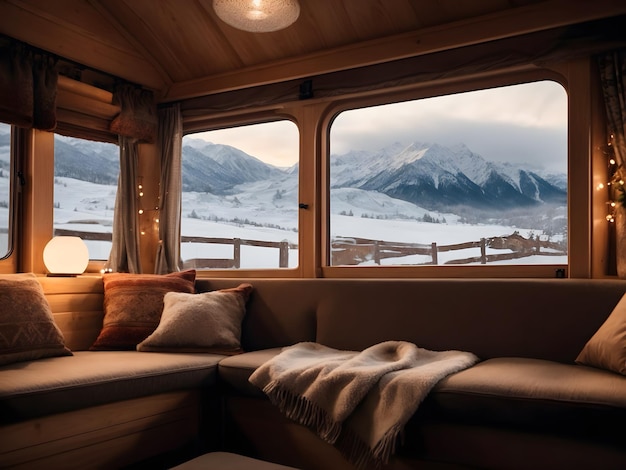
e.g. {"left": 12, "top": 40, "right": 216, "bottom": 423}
{"left": 0, "top": 273, "right": 71, "bottom": 366}
{"left": 576, "top": 294, "right": 626, "bottom": 375}
{"left": 426, "top": 357, "right": 626, "bottom": 442}
{"left": 198, "top": 278, "right": 626, "bottom": 363}
{"left": 0, "top": 350, "right": 223, "bottom": 422}
{"left": 137, "top": 284, "right": 253, "bottom": 354}
{"left": 171, "top": 452, "right": 299, "bottom": 470}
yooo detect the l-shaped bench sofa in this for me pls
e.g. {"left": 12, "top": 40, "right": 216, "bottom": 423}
{"left": 1, "top": 273, "right": 626, "bottom": 469}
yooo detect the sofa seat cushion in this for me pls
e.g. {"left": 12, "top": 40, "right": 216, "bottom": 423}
{"left": 219, "top": 348, "right": 283, "bottom": 397}
{"left": 0, "top": 350, "right": 224, "bottom": 423}
{"left": 425, "top": 357, "right": 626, "bottom": 443}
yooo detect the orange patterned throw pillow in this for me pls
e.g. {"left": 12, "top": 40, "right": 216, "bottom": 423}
{"left": 0, "top": 273, "right": 72, "bottom": 366}
{"left": 90, "top": 270, "right": 196, "bottom": 350}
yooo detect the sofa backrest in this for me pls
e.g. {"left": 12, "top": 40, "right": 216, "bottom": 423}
{"left": 200, "top": 278, "right": 626, "bottom": 364}
{"left": 41, "top": 276, "right": 626, "bottom": 362}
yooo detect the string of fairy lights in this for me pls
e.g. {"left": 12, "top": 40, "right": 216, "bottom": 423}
{"left": 100, "top": 178, "right": 160, "bottom": 274}
{"left": 599, "top": 133, "right": 624, "bottom": 223}
{"left": 137, "top": 178, "right": 160, "bottom": 236}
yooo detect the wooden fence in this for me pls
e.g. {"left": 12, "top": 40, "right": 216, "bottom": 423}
{"left": 331, "top": 232, "right": 567, "bottom": 266}
{"left": 55, "top": 229, "right": 566, "bottom": 268}
{"left": 53, "top": 229, "right": 297, "bottom": 269}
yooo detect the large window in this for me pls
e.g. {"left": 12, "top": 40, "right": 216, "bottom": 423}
{"left": 0, "top": 123, "right": 11, "bottom": 258}
{"left": 181, "top": 120, "right": 299, "bottom": 269}
{"left": 329, "top": 81, "right": 568, "bottom": 267}
{"left": 53, "top": 134, "right": 118, "bottom": 260}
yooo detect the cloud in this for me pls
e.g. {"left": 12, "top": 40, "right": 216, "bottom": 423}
{"left": 189, "top": 80, "right": 568, "bottom": 174}
{"left": 331, "top": 80, "right": 567, "bottom": 173}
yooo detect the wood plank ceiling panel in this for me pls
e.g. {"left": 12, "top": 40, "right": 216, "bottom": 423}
{"left": 0, "top": 0, "right": 167, "bottom": 91}
{"left": 104, "top": 0, "right": 244, "bottom": 82}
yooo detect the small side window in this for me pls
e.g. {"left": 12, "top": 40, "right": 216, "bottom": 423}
{"left": 0, "top": 122, "right": 12, "bottom": 258}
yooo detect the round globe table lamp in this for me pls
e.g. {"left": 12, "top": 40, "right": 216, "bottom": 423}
{"left": 43, "top": 236, "right": 89, "bottom": 276}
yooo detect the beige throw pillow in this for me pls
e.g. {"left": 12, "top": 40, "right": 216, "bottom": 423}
{"left": 0, "top": 273, "right": 72, "bottom": 366}
{"left": 137, "top": 283, "right": 253, "bottom": 355}
{"left": 576, "top": 293, "right": 626, "bottom": 375}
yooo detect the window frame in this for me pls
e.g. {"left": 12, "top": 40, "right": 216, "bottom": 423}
{"left": 181, "top": 114, "right": 305, "bottom": 277}
{"left": 318, "top": 66, "right": 586, "bottom": 279}
{"left": 182, "top": 59, "right": 604, "bottom": 279}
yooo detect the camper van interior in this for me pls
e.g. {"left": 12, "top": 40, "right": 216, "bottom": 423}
{"left": 1, "top": 1, "right": 626, "bottom": 469}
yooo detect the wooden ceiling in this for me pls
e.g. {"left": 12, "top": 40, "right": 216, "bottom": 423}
{"left": 1, "top": 0, "right": 625, "bottom": 103}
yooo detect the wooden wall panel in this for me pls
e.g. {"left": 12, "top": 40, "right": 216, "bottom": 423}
{"left": 0, "top": 391, "right": 200, "bottom": 469}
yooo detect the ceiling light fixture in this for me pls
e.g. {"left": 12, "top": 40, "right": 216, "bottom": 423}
{"left": 213, "top": 0, "right": 300, "bottom": 33}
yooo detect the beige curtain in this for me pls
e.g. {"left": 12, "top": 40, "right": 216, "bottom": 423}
{"left": 105, "top": 136, "right": 142, "bottom": 273}
{"left": 0, "top": 43, "right": 57, "bottom": 130}
{"left": 109, "top": 83, "right": 157, "bottom": 144}
{"left": 598, "top": 49, "right": 626, "bottom": 277}
{"left": 599, "top": 50, "right": 626, "bottom": 167}
{"left": 154, "top": 103, "right": 183, "bottom": 274}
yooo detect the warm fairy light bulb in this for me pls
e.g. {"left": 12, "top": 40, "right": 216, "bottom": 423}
{"left": 598, "top": 183, "right": 605, "bottom": 190}
{"left": 610, "top": 158, "right": 617, "bottom": 165}
{"left": 138, "top": 209, "right": 144, "bottom": 214}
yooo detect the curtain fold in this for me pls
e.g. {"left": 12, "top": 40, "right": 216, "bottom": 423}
{"left": 105, "top": 136, "right": 142, "bottom": 273}
{"left": 110, "top": 83, "right": 157, "bottom": 144}
{"left": 598, "top": 49, "right": 626, "bottom": 278}
{"left": 32, "top": 54, "right": 58, "bottom": 130}
{"left": 154, "top": 103, "right": 183, "bottom": 274}
{"left": 598, "top": 50, "right": 626, "bottom": 167}
{"left": 0, "top": 43, "right": 57, "bottom": 130}
{"left": 0, "top": 44, "right": 32, "bottom": 127}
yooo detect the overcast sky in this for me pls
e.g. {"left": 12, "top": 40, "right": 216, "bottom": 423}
{"left": 191, "top": 80, "right": 568, "bottom": 174}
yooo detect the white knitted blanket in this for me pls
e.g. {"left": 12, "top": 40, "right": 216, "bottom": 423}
{"left": 249, "top": 341, "right": 479, "bottom": 469}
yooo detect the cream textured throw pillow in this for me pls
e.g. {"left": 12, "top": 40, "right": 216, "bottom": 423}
{"left": 576, "top": 293, "right": 626, "bottom": 375}
{"left": 137, "top": 283, "right": 253, "bottom": 355}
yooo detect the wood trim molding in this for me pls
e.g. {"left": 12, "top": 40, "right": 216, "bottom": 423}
{"left": 165, "top": 0, "right": 626, "bottom": 101}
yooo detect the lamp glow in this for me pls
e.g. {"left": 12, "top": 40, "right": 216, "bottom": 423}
{"left": 43, "top": 236, "right": 89, "bottom": 276}
{"left": 213, "top": 0, "right": 300, "bottom": 32}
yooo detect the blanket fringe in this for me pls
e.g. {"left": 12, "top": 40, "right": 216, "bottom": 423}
{"left": 336, "top": 423, "right": 404, "bottom": 470}
{"left": 263, "top": 381, "right": 343, "bottom": 444}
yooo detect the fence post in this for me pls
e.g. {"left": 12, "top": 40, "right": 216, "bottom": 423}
{"left": 234, "top": 238, "right": 241, "bottom": 268}
{"left": 480, "top": 238, "right": 486, "bottom": 264}
{"left": 279, "top": 241, "right": 289, "bottom": 268}
{"left": 431, "top": 242, "right": 438, "bottom": 265}
{"left": 374, "top": 241, "right": 380, "bottom": 265}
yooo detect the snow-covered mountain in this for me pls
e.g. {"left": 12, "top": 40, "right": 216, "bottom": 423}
{"left": 54, "top": 135, "right": 119, "bottom": 185}
{"left": 332, "top": 142, "right": 566, "bottom": 211}
{"left": 182, "top": 139, "right": 286, "bottom": 194}
{"left": 49, "top": 131, "right": 566, "bottom": 216}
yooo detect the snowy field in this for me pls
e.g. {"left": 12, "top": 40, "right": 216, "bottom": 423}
{"left": 46, "top": 176, "right": 566, "bottom": 268}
